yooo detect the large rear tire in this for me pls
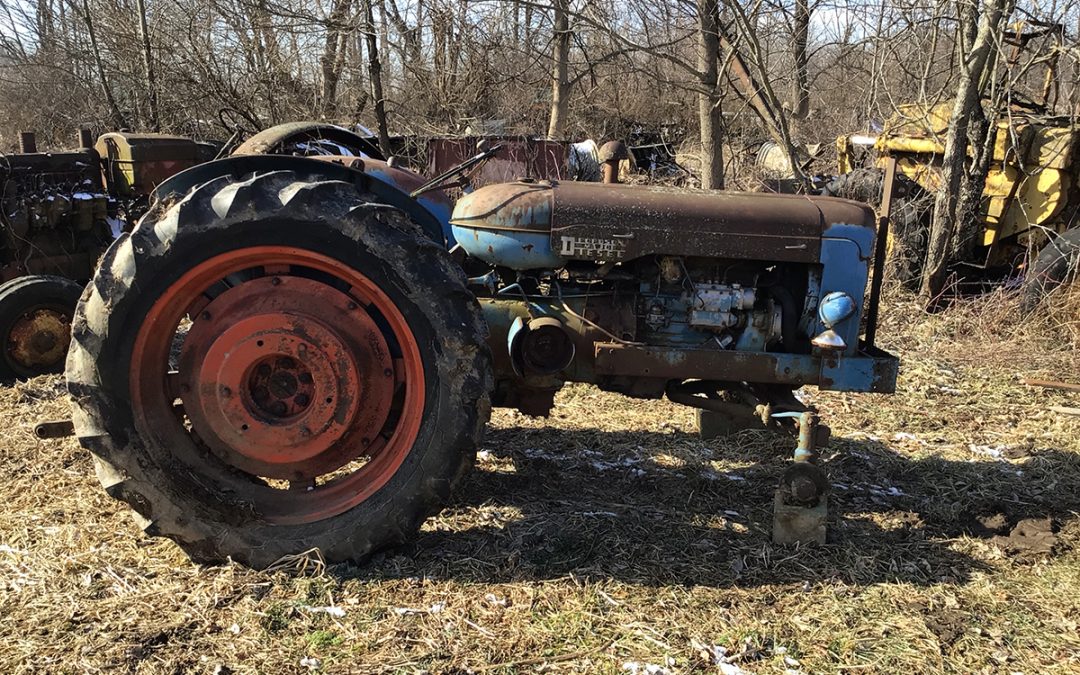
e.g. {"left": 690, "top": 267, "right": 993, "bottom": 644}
{"left": 0, "top": 275, "right": 83, "bottom": 380}
{"left": 1020, "top": 228, "right": 1080, "bottom": 312}
{"left": 66, "top": 171, "right": 491, "bottom": 568}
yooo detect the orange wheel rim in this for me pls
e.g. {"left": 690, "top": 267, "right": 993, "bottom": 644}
{"left": 129, "top": 247, "right": 426, "bottom": 525}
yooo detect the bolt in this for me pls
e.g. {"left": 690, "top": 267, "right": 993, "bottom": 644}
{"left": 300, "top": 427, "right": 311, "bottom": 437}
{"left": 271, "top": 277, "right": 281, "bottom": 286}
{"left": 347, "top": 301, "right": 358, "bottom": 310}
{"left": 361, "top": 437, "right": 370, "bottom": 447}
{"left": 220, "top": 386, "right": 232, "bottom": 398}
{"left": 202, "top": 311, "right": 212, "bottom": 321}
{"left": 383, "top": 368, "right": 393, "bottom": 377}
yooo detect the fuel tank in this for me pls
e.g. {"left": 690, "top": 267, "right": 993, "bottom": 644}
{"left": 450, "top": 180, "right": 876, "bottom": 270}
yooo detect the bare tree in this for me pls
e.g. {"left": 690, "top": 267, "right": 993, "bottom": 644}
{"left": 788, "top": 0, "right": 810, "bottom": 137}
{"left": 135, "top": 0, "right": 159, "bottom": 130}
{"left": 78, "top": 0, "right": 126, "bottom": 129}
{"left": 698, "top": 0, "right": 724, "bottom": 188}
{"left": 547, "top": 0, "right": 571, "bottom": 138}
{"left": 921, "top": 0, "right": 1012, "bottom": 303}
{"left": 362, "top": 0, "right": 392, "bottom": 153}
{"left": 319, "top": 0, "right": 354, "bottom": 118}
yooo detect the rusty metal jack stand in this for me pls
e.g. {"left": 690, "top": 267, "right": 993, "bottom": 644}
{"left": 772, "top": 411, "right": 830, "bottom": 545}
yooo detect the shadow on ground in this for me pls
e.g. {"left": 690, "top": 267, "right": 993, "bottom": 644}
{"left": 340, "top": 426, "right": 1079, "bottom": 589}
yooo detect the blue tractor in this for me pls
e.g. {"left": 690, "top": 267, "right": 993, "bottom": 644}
{"left": 64, "top": 144, "right": 897, "bottom": 567}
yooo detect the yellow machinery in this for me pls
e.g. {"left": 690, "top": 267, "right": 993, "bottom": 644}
{"left": 837, "top": 103, "right": 1079, "bottom": 275}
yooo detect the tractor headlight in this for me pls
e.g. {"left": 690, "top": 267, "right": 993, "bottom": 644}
{"left": 812, "top": 292, "right": 856, "bottom": 351}
{"left": 817, "top": 291, "right": 856, "bottom": 328}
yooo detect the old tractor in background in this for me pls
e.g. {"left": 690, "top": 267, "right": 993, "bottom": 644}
{"left": 834, "top": 102, "right": 1080, "bottom": 304}
{"left": 60, "top": 137, "right": 897, "bottom": 567}
{"left": 0, "top": 129, "right": 221, "bottom": 379}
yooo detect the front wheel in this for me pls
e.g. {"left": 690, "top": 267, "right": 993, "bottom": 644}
{"left": 0, "top": 275, "right": 83, "bottom": 380}
{"left": 66, "top": 171, "right": 491, "bottom": 567}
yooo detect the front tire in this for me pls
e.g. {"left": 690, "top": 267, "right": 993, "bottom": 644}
{"left": 0, "top": 275, "right": 83, "bottom": 380}
{"left": 66, "top": 171, "right": 491, "bottom": 567}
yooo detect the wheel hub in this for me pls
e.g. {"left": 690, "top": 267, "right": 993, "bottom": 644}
{"left": 129, "top": 246, "right": 428, "bottom": 526}
{"left": 248, "top": 355, "right": 314, "bottom": 418}
{"left": 7, "top": 308, "right": 70, "bottom": 370}
{"left": 177, "top": 276, "right": 396, "bottom": 480}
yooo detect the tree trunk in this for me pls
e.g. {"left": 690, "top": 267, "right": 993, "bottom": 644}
{"left": 135, "top": 0, "right": 158, "bottom": 131}
{"left": 954, "top": 99, "right": 996, "bottom": 261}
{"left": 920, "top": 0, "right": 1010, "bottom": 303}
{"left": 362, "top": 0, "right": 392, "bottom": 156}
{"left": 722, "top": 2, "right": 808, "bottom": 187}
{"left": 697, "top": 0, "right": 723, "bottom": 189}
{"left": 80, "top": 0, "right": 126, "bottom": 130}
{"left": 386, "top": 0, "right": 423, "bottom": 87}
{"left": 319, "top": 0, "right": 353, "bottom": 119}
{"left": 789, "top": 0, "right": 810, "bottom": 138}
{"left": 546, "top": 0, "right": 571, "bottom": 139}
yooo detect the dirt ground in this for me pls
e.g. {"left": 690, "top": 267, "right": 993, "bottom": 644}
{"left": 2, "top": 290, "right": 1079, "bottom": 674}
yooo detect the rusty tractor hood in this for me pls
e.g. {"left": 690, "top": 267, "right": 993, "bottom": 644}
{"left": 451, "top": 180, "right": 875, "bottom": 267}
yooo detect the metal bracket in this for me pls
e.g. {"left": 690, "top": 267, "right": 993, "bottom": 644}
{"left": 34, "top": 419, "right": 75, "bottom": 439}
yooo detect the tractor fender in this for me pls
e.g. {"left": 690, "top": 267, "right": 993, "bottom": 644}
{"left": 149, "top": 154, "right": 451, "bottom": 246}
{"left": 231, "top": 122, "right": 385, "bottom": 160}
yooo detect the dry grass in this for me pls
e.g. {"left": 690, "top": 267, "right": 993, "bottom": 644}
{"left": 2, "top": 289, "right": 1080, "bottom": 674}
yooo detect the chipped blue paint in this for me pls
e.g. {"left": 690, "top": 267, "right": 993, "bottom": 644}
{"left": 451, "top": 226, "right": 565, "bottom": 269}
{"left": 362, "top": 164, "right": 457, "bottom": 245}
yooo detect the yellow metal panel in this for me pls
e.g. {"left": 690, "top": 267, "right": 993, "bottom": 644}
{"left": 983, "top": 164, "right": 1018, "bottom": 197}
{"left": 1029, "top": 127, "right": 1074, "bottom": 169}
{"left": 851, "top": 98, "right": 1079, "bottom": 260}
{"left": 887, "top": 156, "right": 941, "bottom": 191}
{"left": 993, "top": 169, "right": 1069, "bottom": 244}
{"left": 836, "top": 136, "right": 849, "bottom": 174}
{"left": 881, "top": 103, "right": 950, "bottom": 137}
{"left": 878, "top": 136, "right": 943, "bottom": 155}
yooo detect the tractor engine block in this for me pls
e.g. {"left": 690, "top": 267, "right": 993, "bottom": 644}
{"left": 638, "top": 276, "right": 783, "bottom": 352}
{"left": 0, "top": 148, "right": 116, "bottom": 282}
